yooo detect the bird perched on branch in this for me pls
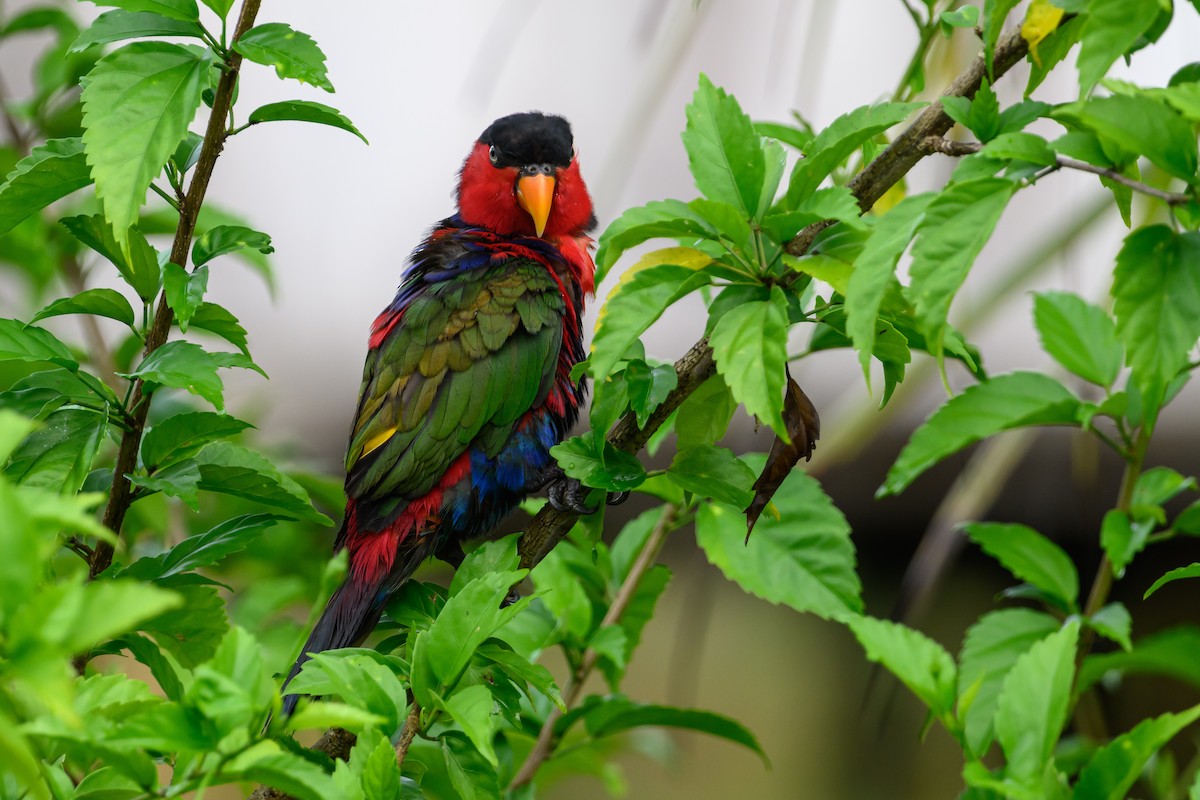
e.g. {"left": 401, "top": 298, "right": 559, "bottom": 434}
{"left": 282, "top": 112, "right": 601, "bottom": 713}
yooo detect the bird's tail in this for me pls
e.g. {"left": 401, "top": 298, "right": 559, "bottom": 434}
{"left": 280, "top": 572, "right": 385, "bottom": 717}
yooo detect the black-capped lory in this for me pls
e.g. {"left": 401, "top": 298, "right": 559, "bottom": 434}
{"left": 281, "top": 112, "right": 600, "bottom": 714}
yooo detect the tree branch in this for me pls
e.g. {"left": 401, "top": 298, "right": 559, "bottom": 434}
{"left": 88, "top": 0, "right": 263, "bottom": 580}
{"left": 511, "top": 504, "right": 677, "bottom": 789}
{"left": 394, "top": 700, "right": 421, "bottom": 770}
{"left": 920, "top": 135, "right": 1195, "bottom": 205}
{"left": 517, "top": 22, "right": 1039, "bottom": 574}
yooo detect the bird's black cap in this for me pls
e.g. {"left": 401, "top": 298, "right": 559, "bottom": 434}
{"left": 479, "top": 112, "right": 574, "bottom": 168}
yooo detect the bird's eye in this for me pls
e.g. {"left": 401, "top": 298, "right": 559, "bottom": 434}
{"left": 488, "top": 146, "right": 499, "bottom": 165}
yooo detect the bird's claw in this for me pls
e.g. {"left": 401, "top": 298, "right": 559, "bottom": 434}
{"left": 536, "top": 465, "right": 628, "bottom": 514}
{"left": 547, "top": 474, "right": 599, "bottom": 514}
{"left": 500, "top": 587, "right": 522, "bottom": 608}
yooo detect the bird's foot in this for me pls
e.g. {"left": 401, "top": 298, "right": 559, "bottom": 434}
{"left": 501, "top": 587, "right": 522, "bottom": 608}
{"left": 535, "top": 465, "right": 630, "bottom": 514}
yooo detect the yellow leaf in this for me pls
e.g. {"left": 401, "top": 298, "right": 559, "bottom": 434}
{"left": 1021, "top": 0, "right": 1065, "bottom": 67}
{"left": 871, "top": 181, "right": 906, "bottom": 216}
{"left": 783, "top": 253, "right": 852, "bottom": 296}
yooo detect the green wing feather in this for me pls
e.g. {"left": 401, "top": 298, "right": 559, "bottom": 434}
{"left": 345, "top": 259, "right": 564, "bottom": 505}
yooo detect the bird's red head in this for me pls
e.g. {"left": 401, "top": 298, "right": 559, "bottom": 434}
{"left": 457, "top": 112, "right": 595, "bottom": 240}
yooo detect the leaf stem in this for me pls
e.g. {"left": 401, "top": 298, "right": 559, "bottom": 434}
{"left": 149, "top": 182, "right": 181, "bottom": 211}
{"left": 88, "top": 0, "right": 263, "bottom": 581}
{"left": 510, "top": 503, "right": 678, "bottom": 789}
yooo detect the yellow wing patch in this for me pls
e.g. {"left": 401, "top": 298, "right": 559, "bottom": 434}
{"left": 360, "top": 425, "right": 397, "bottom": 459}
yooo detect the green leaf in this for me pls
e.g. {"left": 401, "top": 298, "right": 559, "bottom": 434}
{"left": 288, "top": 651, "right": 407, "bottom": 731}
{"left": 88, "top": 0, "right": 200, "bottom": 22}
{"left": 942, "top": 79, "right": 1002, "bottom": 142}
{"left": 964, "top": 522, "right": 1079, "bottom": 611}
{"left": 141, "top": 409, "right": 252, "bottom": 469}
{"left": 624, "top": 359, "right": 677, "bottom": 428}
{"left": 550, "top": 431, "right": 647, "bottom": 493}
{"left": 1133, "top": 466, "right": 1196, "bottom": 509}
{"left": 60, "top": 214, "right": 162, "bottom": 301}
{"left": 709, "top": 284, "right": 789, "bottom": 437}
{"left": 600, "top": 565, "right": 670, "bottom": 688}
{"left": 696, "top": 467, "right": 861, "bottom": 619}
{"left": 124, "top": 340, "right": 238, "bottom": 410}
{"left": 417, "top": 569, "right": 529, "bottom": 700}
{"left": 1144, "top": 563, "right": 1200, "bottom": 599}
{"left": 448, "top": 534, "right": 520, "bottom": 596}
{"left": 188, "top": 301, "right": 249, "bottom": 353}
{"left": 682, "top": 74, "right": 764, "bottom": 218}
{"left": 958, "top": 608, "right": 1061, "bottom": 757}
{"left": 192, "top": 224, "right": 274, "bottom": 267}
{"left": 350, "top": 727, "right": 403, "bottom": 800}
{"left": 983, "top": 0, "right": 1021, "bottom": 73}
{"left": 594, "top": 199, "right": 715, "bottom": 281}
{"left": 4, "top": 408, "right": 107, "bottom": 493}
{"left": 0, "top": 318, "right": 75, "bottom": 366}
{"left": 1112, "top": 227, "right": 1200, "bottom": 413}
{"left": 287, "top": 701, "right": 384, "bottom": 734}
{"left": 1057, "top": 94, "right": 1198, "bottom": 182}
{"left": 667, "top": 444, "right": 755, "bottom": 508}
{"left": 122, "top": 513, "right": 279, "bottom": 580}
{"left": 847, "top": 615, "right": 956, "bottom": 717}
{"left": 882, "top": 372, "right": 1080, "bottom": 496}
{"left": 1076, "top": 0, "right": 1162, "bottom": 92}
{"left": 1101, "top": 509, "right": 1151, "bottom": 579}
{"left": 586, "top": 701, "right": 767, "bottom": 763}
{"left": 994, "top": 620, "right": 1079, "bottom": 788}
{"left": 675, "top": 374, "right": 737, "bottom": 449}
{"left": 81, "top": 42, "right": 210, "bottom": 248}
{"left": 234, "top": 23, "right": 333, "bottom": 92}
{"left": 12, "top": 579, "right": 182, "bottom": 655}
{"left": 438, "top": 685, "right": 498, "bottom": 767}
{"left": 1032, "top": 291, "right": 1122, "bottom": 386}
{"left": 474, "top": 641, "right": 564, "bottom": 710}
{"left": 529, "top": 547, "right": 593, "bottom": 640}
{"left": 1073, "top": 705, "right": 1200, "bottom": 800}
{"left": 589, "top": 247, "right": 712, "bottom": 381}
{"left": 942, "top": 4, "right": 981, "bottom": 30}
{"left": 907, "top": 177, "right": 1015, "bottom": 360}
{"left": 191, "top": 441, "right": 331, "bottom": 525}
{"left": 70, "top": 10, "right": 204, "bottom": 52}
{"left": 982, "top": 131, "right": 1057, "bottom": 166}
{"left": 221, "top": 741, "right": 341, "bottom": 800}
{"left": 845, "top": 192, "right": 935, "bottom": 386}
{"left": 1089, "top": 602, "right": 1132, "bottom": 652}
{"left": 247, "top": 100, "right": 367, "bottom": 144}
{"left": 1078, "top": 626, "right": 1200, "bottom": 693}
{"left": 198, "top": 0, "right": 233, "bottom": 17}
{"left": 162, "top": 262, "right": 207, "bottom": 330}
{"left": 442, "top": 734, "right": 501, "bottom": 800}
{"left": 32, "top": 288, "right": 136, "bottom": 328}
{"left": 786, "top": 102, "right": 923, "bottom": 208}
{"left": 1026, "top": 13, "right": 1082, "bottom": 96}
{"left": 0, "top": 137, "right": 91, "bottom": 237}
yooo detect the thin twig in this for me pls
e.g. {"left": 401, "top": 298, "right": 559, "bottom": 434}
{"left": 88, "top": 0, "right": 263, "bottom": 580}
{"left": 510, "top": 504, "right": 677, "bottom": 789}
{"left": 394, "top": 700, "right": 422, "bottom": 769}
{"left": 920, "top": 136, "right": 1194, "bottom": 205}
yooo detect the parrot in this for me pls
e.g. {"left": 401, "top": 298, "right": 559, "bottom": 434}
{"left": 281, "top": 112, "right": 601, "bottom": 714}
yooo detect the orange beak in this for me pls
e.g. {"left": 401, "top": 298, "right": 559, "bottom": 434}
{"left": 516, "top": 173, "right": 555, "bottom": 237}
